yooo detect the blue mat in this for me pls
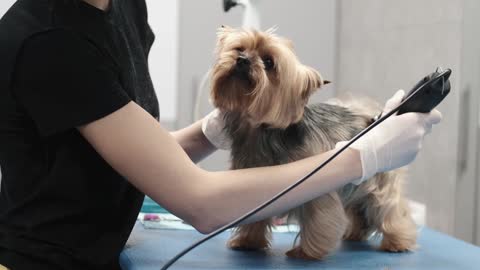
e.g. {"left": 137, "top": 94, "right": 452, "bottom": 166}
{"left": 121, "top": 222, "right": 480, "bottom": 270}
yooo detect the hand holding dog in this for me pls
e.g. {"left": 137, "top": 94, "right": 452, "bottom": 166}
{"left": 336, "top": 90, "right": 443, "bottom": 184}
{"left": 202, "top": 109, "right": 231, "bottom": 150}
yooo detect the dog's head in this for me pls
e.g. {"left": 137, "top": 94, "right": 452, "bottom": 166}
{"left": 210, "top": 26, "right": 330, "bottom": 128}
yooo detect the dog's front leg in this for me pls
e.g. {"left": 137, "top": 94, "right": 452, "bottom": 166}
{"left": 227, "top": 220, "right": 272, "bottom": 251}
{"left": 286, "top": 192, "right": 347, "bottom": 260}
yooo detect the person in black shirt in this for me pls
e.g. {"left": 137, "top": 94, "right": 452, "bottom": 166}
{"left": 0, "top": 0, "right": 441, "bottom": 269}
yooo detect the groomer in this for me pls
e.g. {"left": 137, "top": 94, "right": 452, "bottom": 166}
{"left": 0, "top": 0, "right": 441, "bottom": 269}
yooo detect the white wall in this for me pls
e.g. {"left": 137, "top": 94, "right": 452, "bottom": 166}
{"left": 146, "top": 0, "right": 179, "bottom": 123}
{"left": 0, "top": 0, "right": 15, "bottom": 17}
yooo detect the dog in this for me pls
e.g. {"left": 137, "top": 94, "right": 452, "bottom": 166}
{"left": 210, "top": 26, "right": 417, "bottom": 260}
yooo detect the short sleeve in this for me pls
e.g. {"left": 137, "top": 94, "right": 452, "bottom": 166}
{"left": 13, "top": 29, "right": 132, "bottom": 137}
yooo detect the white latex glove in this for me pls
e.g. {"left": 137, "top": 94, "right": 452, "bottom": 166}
{"left": 336, "top": 90, "right": 443, "bottom": 185}
{"left": 202, "top": 109, "right": 232, "bottom": 150}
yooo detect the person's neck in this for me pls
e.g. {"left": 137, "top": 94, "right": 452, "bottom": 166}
{"left": 83, "top": 0, "right": 110, "bottom": 11}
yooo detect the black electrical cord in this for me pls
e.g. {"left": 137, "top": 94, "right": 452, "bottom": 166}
{"left": 160, "top": 72, "right": 448, "bottom": 270}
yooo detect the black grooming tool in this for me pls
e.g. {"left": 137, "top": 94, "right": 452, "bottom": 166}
{"left": 375, "top": 67, "right": 451, "bottom": 121}
{"left": 397, "top": 67, "right": 451, "bottom": 114}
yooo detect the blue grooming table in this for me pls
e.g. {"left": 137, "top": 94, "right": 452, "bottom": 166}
{"left": 120, "top": 222, "right": 480, "bottom": 270}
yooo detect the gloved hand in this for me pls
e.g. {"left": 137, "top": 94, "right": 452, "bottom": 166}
{"left": 202, "top": 109, "right": 232, "bottom": 150}
{"left": 336, "top": 90, "right": 443, "bottom": 185}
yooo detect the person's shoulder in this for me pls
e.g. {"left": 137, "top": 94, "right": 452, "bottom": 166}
{"left": 24, "top": 28, "right": 91, "bottom": 48}
{"left": 15, "top": 28, "right": 114, "bottom": 87}
{"left": 0, "top": 0, "right": 102, "bottom": 70}
{"left": 0, "top": 0, "right": 54, "bottom": 52}
{"left": 21, "top": 28, "right": 105, "bottom": 62}
{"left": 0, "top": 0, "right": 53, "bottom": 30}
{"left": 0, "top": 0, "right": 56, "bottom": 95}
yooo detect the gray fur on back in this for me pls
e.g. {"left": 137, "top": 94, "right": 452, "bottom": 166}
{"left": 224, "top": 103, "right": 373, "bottom": 170}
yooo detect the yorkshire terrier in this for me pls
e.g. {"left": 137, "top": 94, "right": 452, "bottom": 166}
{"left": 210, "top": 26, "right": 417, "bottom": 260}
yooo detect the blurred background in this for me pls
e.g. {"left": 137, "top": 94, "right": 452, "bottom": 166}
{"left": 1, "top": 0, "right": 480, "bottom": 245}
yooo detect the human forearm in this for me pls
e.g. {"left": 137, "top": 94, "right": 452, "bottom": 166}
{"left": 171, "top": 120, "right": 216, "bottom": 163}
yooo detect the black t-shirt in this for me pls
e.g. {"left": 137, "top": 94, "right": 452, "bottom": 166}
{"left": 0, "top": 0, "right": 158, "bottom": 269}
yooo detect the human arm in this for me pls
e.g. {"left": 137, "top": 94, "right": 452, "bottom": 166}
{"left": 78, "top": 91, "right": 441, "bottom": 234}
{"left": 78, "top": 101, "right": 363, "bottom": 234}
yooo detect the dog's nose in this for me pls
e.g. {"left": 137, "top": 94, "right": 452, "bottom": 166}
{"left": 236, "top": 56, "right": 251, "bottom": 73}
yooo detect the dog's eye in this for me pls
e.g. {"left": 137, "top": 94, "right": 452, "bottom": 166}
{"left": 262, "top": 57, "right": 274, "bottom": 70}
{"left": 234, "top": 47, "right": 245, "bottom": 52}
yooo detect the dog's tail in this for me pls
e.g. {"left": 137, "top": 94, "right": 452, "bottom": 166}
{"left": 325, "top": 93, "right": 383, "bottom": 121}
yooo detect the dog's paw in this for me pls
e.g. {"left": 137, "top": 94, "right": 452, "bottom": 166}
{"left": 285, "top": 246, "right": 327, "bottom": 260}
{"left": 379, "top": 236, "right": 417, "bottom": 252}
{"left": 227, "top": 237, "right": 270, "bottom": 251}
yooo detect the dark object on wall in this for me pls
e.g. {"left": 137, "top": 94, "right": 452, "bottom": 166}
{"left": 223, "top": 0, "right": 238, "bottom": 12}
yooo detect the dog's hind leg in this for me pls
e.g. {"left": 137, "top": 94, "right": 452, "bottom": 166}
{"left": 286, "top": 193, "right": 347, "bottom": 260}
{"left": 374, "top": 196, "right": 417, "bottom": 252}
{"left": 227, "top": 220, "right": 272, "bottom": 250}
{"left": 364, "top": 173, "right": 417, "bottom": 252}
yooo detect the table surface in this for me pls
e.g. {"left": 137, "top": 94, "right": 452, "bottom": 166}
{"left": 120, "top": 222, "right": 480, "bottom": 270}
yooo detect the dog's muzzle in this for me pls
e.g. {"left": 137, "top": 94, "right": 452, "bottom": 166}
{"left": 235, "top": 56, "right": 251, "bottom": 74}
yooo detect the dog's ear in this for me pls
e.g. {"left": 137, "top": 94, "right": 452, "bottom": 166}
{"left": 217, "top": 25, "right": 234, "bottom": 44}
{"left": 299, "top": 65, "right": 327, "bottom": 100}
{"left": 280, "top": 38, "right": 295, "bottom": 51}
